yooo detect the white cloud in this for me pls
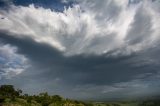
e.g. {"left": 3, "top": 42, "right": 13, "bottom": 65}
{"left": 0, "top": 0, "right": 160, "bottom": 56}
{"left": 0, "top": 43, "right": 28, "bottom": 79}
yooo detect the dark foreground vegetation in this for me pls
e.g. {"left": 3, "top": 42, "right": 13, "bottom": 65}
{"left": 0, "top": 85, "right": 93, "bottom": 106}
{"left": 0, "top": 85, "right": 160, "bottom": 106}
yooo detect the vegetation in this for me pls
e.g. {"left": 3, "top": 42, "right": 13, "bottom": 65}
{"left": 0, "top": 85, "right": 160, "bottom": 106}
{"left": 0, "top": 85, "right": 92, "bottom": 106}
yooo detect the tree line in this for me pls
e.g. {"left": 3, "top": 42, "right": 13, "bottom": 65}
{"left": 0, "top": 85, "right": 93, "bottom": 106}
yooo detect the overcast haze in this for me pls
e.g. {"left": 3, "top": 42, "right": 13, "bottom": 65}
{"left": 0, "top": 0, "right": 160, "bottom": 100}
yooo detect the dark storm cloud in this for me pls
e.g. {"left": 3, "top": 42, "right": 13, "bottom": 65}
{"left": 0, "top": 32, "right": 159, "bottom": 86}
{"left": 1, "top": 31, "right": 160, "bottom": 100}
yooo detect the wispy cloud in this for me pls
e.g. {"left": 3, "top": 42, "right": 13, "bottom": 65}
{"left": 0, "top": 0, "right": 160, "bottom": 56}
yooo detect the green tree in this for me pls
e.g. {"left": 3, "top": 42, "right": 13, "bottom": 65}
{"left": 0, "top": 85, "right": 21, "bottom": 100}
{"left": 35, "top": 92, "right": 53, "bottom": 106}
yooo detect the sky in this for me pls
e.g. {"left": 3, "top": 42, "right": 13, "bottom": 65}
{"left": 0, "top": 0, "right": 160, "bottom": 101}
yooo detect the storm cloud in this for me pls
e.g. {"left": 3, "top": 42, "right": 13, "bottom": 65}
{"left": 0, "top": 0, "right": 160, "bottom": 100}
